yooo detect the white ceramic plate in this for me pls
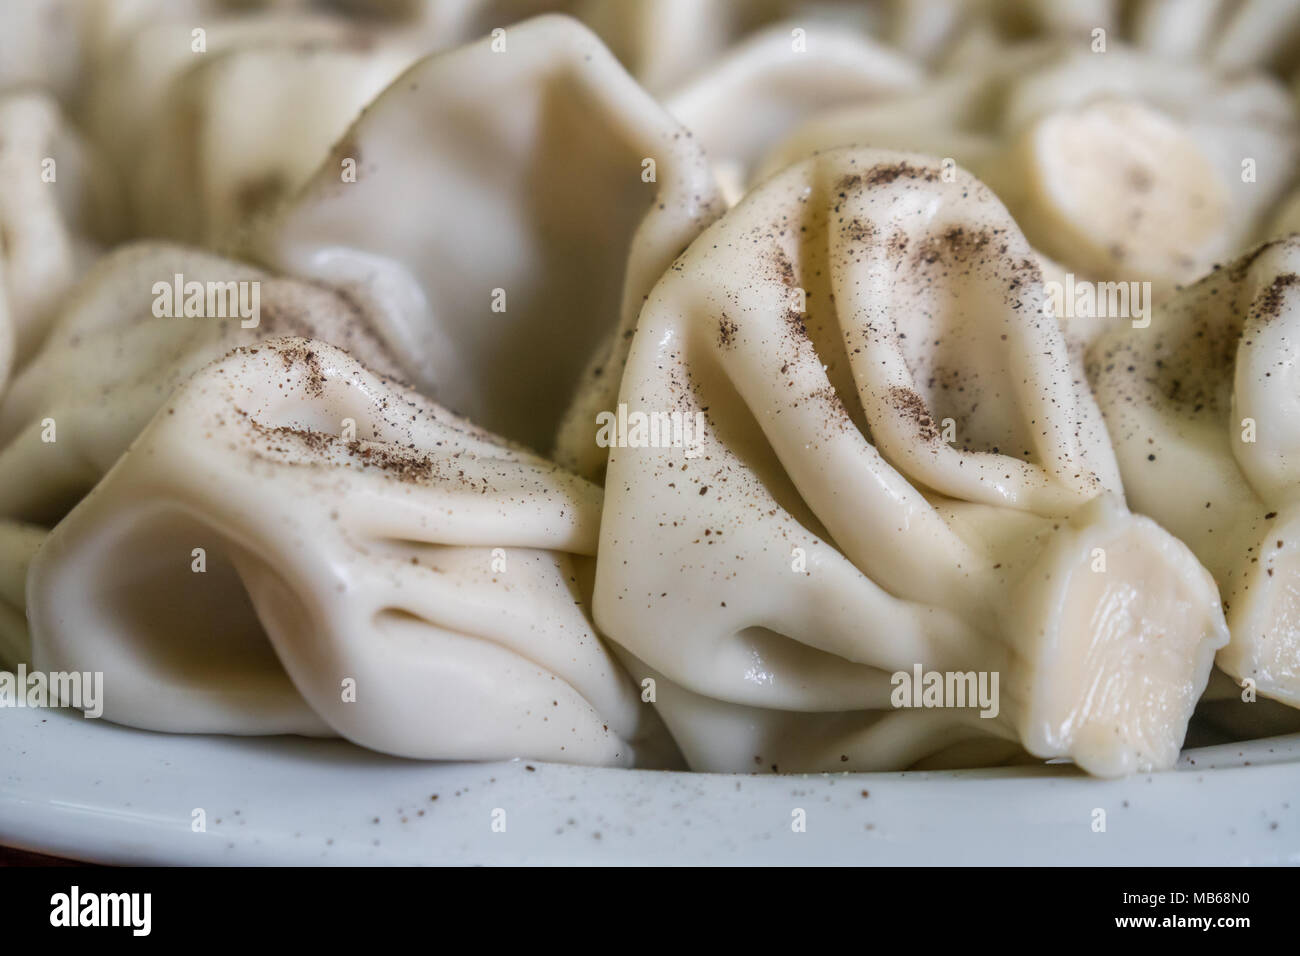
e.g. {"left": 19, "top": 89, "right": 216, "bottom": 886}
{"left": 2, "top": 705, "right": 1297, "bottom": 865}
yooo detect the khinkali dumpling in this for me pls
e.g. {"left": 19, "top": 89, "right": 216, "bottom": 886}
{"left": 134, "top": 40, "right": 418, "bottom": 246}
{"left": 29, "top": 337, "right": 671, "bottom": 766}
{"left": 985, "top": 48, "right": 1297, "bottom": 287}
{"left": 761, "top": 43, "right": 1299, "bottom": 302}
{"left": 576, "top": 0, "right": 801, "bottom": 93}
{"left": 86, "top": 6, "right": 360, "bottom": 198}
{"left": 1090, "top": 238, "right": 1300, "bottom": 709}
{"left": 663, "top": 22, "right": 920, "bottom": 205}
{"left": 616, "top": 650, "right": 1027, "bottom": 773}
{"left": 0, "top": 242, "right": 399, "bottom": 524}
{"left": 756, "top": 42, "right": 1056, "bottom": 198}
{"left": 586, "top": 148, "right": 1227, "bottom": 777}
{"left": 255, "top": 14, "right": 722, "bottom": 474}
{"left": 83, "top": 0, "right": 483, "bottom": 239}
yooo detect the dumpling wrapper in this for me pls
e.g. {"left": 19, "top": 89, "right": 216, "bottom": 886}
{"left": 986, "top": 46, "right": 1298, "bottom": 289}
{"left": 587, "top": 148, "right": 1227, "bottom": 777}
{"left": 85, "top": 7, "right": 362, "bottom": 197}
{"left": 1090, "top": 237, "right": 1300, "bottom": 709}
{"left": 0, "top": 241, "right": 400, "bottom": 525}
{"left": 760, "top": 43, "right": 1298, "bottom": 304}
{"left": 135, "top": 40, "right": 418, "bottom": 246}
{"left": 663, "top": 21, "right": 920, "bottom": 205}
{"left": 29, "top": 336, "right": 673, "bottom": 767}
{"left": 82, "top": 0, "right": 498, "bottom": 238}
{"left": 575, "top": 0, "right": 829, "bottom": 94}
{"left": 254, "top": 14, "right": 722, "bottom": 474}
{"left": 755, "top": 43, "right": 1059, "bottom": 181}
{"left": 619, "top": 648, "right": 1026, "bottom": 773}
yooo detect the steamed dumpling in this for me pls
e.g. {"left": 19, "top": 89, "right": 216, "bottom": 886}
{"left": 1089, "top": 237, "right": 1300, "bottom": 709}
{"left": 618, "top": 649, "right": 1025, "bottom": 773}
{"left": 254, "top": 14, "right": 723, "bottom": 473}
{"left": 584, "top": 148, "right": 1227, "bottom": 777}
{"left": 984, "top": 46, "right": 1297, "bottom": 288}
{"left": 82, "top": 0, "right": 495, "bottom": 239}
{"left": 134, "top": 39, "right": 419, "bottom": 246}
{"left": 760, "top": 42, "right": 1299, "bottom": 302}
{"left": 28, "top": 336, "right": 672, "bottom": 766}
{"left": 85, "top": 5, "right": 362, "bottom": 208}
{"left": 577, "top": 0, "right": 803, "bottom": 93}
{"left": 0, "top": 242, "right": 400, "bottom": 524}
{"left": 754, "top": 41, "right": 1056, "bottom": 182}
{"left": 663, "top": 22, "right": 920, "bottom": 204}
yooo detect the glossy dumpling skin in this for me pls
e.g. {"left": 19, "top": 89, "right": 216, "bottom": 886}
{"left": 0, "top": 242, "right": 401, "bottom": 526}
{"left": 1090, "top": 238, "right": 1300, "bottom": 710}
{"left": 28, "top": 337, "right": 673, "bottom": 767}
{"left": 254, "top": 14, "right": 722, "bottom": 473}
{"left": 760, "top": 42, "right": 1298, "bottom": 313}
{"left": 590, "top": 147, "right": 1227, "bottom": 777}
{"left": 662, "top": 23, "right": 920, "bottom": 204}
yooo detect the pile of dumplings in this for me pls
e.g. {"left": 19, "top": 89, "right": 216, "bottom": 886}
{"left": 4, "top": 0, "right": 1300, "bottom": 779}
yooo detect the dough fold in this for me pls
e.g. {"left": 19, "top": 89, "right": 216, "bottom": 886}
{"left": 29, "top": 337, "right": 669, "bottom": 766}
{"left": 590, "top": 148, "right": 1227, "bottom": 776}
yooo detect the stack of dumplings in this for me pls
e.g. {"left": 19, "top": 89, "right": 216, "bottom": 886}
{"left": 4, "top": 0, "right": 1300, "bottom": 776}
